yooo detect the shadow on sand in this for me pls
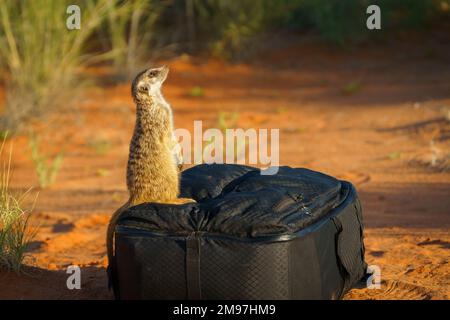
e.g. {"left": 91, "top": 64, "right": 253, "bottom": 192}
{"left": 0, "top": 265, "right": 112, "bottom": 300}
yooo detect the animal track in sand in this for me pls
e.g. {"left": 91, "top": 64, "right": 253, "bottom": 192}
{"left": 345, "top": 279, "right": 435, "bottom": 300}
{"left": 383, "top": 280, "right": 432, "bottom": 300}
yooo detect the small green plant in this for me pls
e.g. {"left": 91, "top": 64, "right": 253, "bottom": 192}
{"left": 388, "top": 151, "right": 402, "bottom": 160}
{"left": 297, "top": 127, "right": 307, "bottom": 134}
{"left": 87, "top": 138, "right": 111, "bottom": 156}
{"left": 0, "top": 131, "right": 9, "bottom": 141}
{"left": 342, "top": 81, "right": 361, "bottom": 95}
{"left": 0, "top": 137, "right": 37, "bottom": 273}
{"left": 96, "top": 168, "right": 110, "bottom": 177}
{"left": 28, "top": 134, "right": 64, "bottom": 188}
{"left": 189, "top": 86, "right": 205, "bottom": 98}
{"left": 217, "top": 111, "right": 239, "bottom": 132}
{"left": 275, "top": 106, "right": 288, "bottom": 114}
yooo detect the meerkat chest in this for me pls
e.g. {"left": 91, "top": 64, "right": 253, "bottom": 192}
{"left": 129, "top": 129, "right": 167, "bottom": 159}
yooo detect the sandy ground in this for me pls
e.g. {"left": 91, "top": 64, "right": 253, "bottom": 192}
{"left": 0, "top": 32, "right": 449, "bottom": 299}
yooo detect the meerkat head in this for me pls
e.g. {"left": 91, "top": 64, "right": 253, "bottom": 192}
{"left": 131, "top": 66, "right": 169, "bottom": 103}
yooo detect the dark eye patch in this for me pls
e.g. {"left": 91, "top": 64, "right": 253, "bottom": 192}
{"left": 148, "top": 70, "right": 158, "bottom": 77}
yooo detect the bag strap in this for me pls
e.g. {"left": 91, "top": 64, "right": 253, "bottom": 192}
{"left": 331, "top": 216, "right": 350, "bottom": 298}
{"left": 186, "top": 232, "right": 202, "bottom": 299}
{"left": 331, "top": 201, "right": 367, "bottom": 299}
{"left": 106, "top": 200, "right": 130, "bottom": 299}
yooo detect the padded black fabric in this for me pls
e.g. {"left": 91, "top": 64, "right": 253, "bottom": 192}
{"left": 112, "top": 164, "right": 367, "bottom": 300}
{"left": 118, "top": 164, "right": 349, "bottom": 238}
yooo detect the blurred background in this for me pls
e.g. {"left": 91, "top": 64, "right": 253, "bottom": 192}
{"left": 0, "top": 0, "right": 449, "bottom": 299}
{"left": 0, "top": 0, "right": 449, "bottom": 131}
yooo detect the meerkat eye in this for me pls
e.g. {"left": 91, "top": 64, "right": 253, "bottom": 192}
{"left": 148, "top": 70, "right": 157, "bottom": 77}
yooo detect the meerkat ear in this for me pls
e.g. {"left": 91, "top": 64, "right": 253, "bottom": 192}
{"left": 159, "top": 66, "right": 169, "bottom": 82}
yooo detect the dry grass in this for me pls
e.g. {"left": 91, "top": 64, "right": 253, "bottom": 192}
{"left": 0, "top": 137, "right": 37, "bottom": 273}
{"left": 28, "top": 133, "right": 64, "bottom": 188}
{"left": 0, "top": 0, "right": 111, "bottom": 132}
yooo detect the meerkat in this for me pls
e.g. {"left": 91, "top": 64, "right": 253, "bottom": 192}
{"left": 125, "top": 65, "right": 191, "bottom": 205}
{"left": 107, "top": 66, "right": 194, "bottom": 285}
